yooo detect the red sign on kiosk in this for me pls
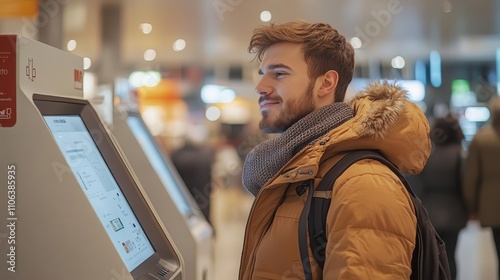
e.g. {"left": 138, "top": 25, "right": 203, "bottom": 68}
{"left": 0, "top": 35, "right": 16, "bottom": 127}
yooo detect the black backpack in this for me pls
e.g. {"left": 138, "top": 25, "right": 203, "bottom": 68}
{"left": 297, "top": 150, "right": 451, "bottom": 280}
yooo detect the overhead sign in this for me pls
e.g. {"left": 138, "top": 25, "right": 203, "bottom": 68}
{"left": 0, "top": 0, "right": 38, "bottom": 18}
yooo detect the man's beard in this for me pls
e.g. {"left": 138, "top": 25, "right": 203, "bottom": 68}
{"left": 259, "top": 81, "right": 316, "bottom": 133}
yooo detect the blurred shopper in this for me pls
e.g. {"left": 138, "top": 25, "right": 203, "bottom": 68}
{"left": 463, "top": 96, "right": 500, "bottom": 277}
{"left": 238, "top": 20, "right": 431, "bottom": 279}
{"left": 171, "top": 139, "right": 215, "bottom": 225}
{"left": 410, "top": 116, "right": 467, "bottom": 279}
{"left": 212, "top": 124, "right": 246, "bottom": 191}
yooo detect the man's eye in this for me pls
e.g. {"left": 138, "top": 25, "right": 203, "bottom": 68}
{"left": 275, "top": 72, "right": 286, "bottom": 78}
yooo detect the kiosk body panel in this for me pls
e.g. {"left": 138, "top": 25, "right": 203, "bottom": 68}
{"left": 0, "top": 35, "right": 182, "bottom": 279}
{"left": 109, "top": 108, "right": 214, "bottom": 280}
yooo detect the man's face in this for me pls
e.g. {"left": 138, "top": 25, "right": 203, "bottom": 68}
{"left": 256, "top": 42, "right": 317, "bottom": 133}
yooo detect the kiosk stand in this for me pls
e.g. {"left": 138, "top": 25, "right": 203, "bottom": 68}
{"left": 0, "top": 35, "right": 182, "bottom": 280}
{"left": 106, "top": 105, "right": 215, "bottom": 280}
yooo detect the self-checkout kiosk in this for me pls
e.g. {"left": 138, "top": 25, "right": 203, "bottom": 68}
{"left": 0, "top": 35, "right": 182, "bottom": 280}
{"left": 88, "top": 88, "right": 215, "bottom": 280}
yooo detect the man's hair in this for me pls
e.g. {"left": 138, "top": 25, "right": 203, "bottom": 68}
{"left": 248, "top": 20, "right": 355, "bottom": 102}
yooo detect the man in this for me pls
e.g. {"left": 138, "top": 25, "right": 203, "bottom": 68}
{"left": 463, "top": 96, "right": 500, "bottom": 278}
{"left": 239, "top": 20, "right": 431, "bottom": 279}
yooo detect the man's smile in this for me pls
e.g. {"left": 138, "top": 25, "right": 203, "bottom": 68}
{"left": 259, "top": 99, "right": 279, "bottom": 109}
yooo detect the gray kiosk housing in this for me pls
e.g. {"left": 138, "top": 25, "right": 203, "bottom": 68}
{"left": 0, "top": 35, "right": 182, "bottom": 280}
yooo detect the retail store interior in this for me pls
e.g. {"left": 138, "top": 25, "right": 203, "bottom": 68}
{"left": 0, "top": 0, "right": 499, "bottom": 279}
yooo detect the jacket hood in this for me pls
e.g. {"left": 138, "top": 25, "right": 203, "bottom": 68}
{"left": 349, "top": 81, "right": 408, "bottom": 139}
{"left": 323, "top": 80, "right": 431, "bottom": 174}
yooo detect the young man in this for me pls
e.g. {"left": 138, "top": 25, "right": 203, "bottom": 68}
{"left": 239, "top": 20, "right": 431, "bottom": 279}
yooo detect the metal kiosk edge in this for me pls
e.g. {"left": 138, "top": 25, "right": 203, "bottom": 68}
{"left": 107, "top": 107, "right": 215, "bottom": 280}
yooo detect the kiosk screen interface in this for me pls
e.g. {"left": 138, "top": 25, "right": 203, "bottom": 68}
{"left": 44, "top": 115, "right": 155, "bottom": 271}
{"left": 127, "top": 115, "right": 194, "bottom": 217}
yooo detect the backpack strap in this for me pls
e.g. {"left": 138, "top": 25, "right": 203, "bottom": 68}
{"left": 298, "top": 179, "right": 315, "bottom": 280}
{"left": 300, "top": 149, "right": 417, "bottom": 274}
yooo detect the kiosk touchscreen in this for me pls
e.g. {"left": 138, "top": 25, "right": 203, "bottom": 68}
{"left": 44, "top": 115, "right": 156, "bottom": 271}
{"left": 107, "top": 107, "right": 214, "bottom": 280}
{"left": 33, "top": 94, "right": 181, "bottom": 280}
{"left": 126, "top": 113, "right": 194, "bottom": 218}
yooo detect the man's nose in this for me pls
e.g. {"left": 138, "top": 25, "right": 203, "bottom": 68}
{"left": 255, "top": 77, "right": 272, "bottom": 96}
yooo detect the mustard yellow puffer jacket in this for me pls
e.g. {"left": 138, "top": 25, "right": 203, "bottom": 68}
{"left": 239, "top": 82, "right": 431, "bottom": 280}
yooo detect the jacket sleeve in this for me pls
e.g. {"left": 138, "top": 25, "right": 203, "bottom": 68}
{"left": 323, "top": 161, "right": 416, "bottom": 280}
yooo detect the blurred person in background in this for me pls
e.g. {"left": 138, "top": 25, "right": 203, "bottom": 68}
{"left": 463, "top": 96, "right": 500, "bottom": 278}
{"left": 171, "top": 134, "right": 215, "bottom": 225}
{"left": 408, "top": 115, "right": 467, "bottom": 279}
{"left": 212, "top": 124, "right": 246, "bottom": 192}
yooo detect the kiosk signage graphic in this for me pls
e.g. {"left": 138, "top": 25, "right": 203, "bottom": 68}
{"left": 0, "top": 35, "right": 16, "bottom": 127}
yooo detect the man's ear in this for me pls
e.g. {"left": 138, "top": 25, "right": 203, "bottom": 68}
{"left": 317, "top": 70, "right": 339, "bottom": 98}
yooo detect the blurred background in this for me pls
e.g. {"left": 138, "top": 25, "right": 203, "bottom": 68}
{"left": 2, "top": 0, "right": 499, "bottom": 279}
{"left": 2, "top": 0, "right": 498, "bottom": 147}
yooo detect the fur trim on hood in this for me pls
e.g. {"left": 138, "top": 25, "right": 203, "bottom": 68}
{"left": 349, "top": 81, "right": 408, "bottom": 140}
{"left": 325, "top": 80, "right": 432, "bottom": 174}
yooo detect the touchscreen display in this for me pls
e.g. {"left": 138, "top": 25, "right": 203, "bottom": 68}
{"left": 127, "top": 115, "right": 194, "bottom": 217}
{"left": 44, "top": 115, "right": 155, "bottom": 271}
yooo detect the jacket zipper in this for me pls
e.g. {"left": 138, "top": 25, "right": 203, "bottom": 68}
{"left": 239, "top": 179, "right": 309, "bottom": 279}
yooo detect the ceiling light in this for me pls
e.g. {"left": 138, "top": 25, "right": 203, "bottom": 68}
{"left": 391, "top": 56, "right": 405, "bottom": 69}
{"left": 83, "top": 57, "right": 91, "bottom": 70}
{"left": 220, "top": 88, "right": 236, "bottom": 103}
{"left": 260, "top": 11, "right": 272, "bottom": 22}
{"left": 201, "top": 84, "right": 236, "bottom": 104}
{"left": 140, "top": 23, "right": 153, "bottom": 34}
{"left": 414, "top": 60, "right": 426, "bottom": 85}
{"left": 128, "top": 71, "right": 161, "bottom": 88}
{"left": 67, "top": 40, "right": 77, "bottom": 51}
{"left": 430, "top": 50, "right": 442, "bottom": 87}
{"left": 385, "top": 80, "right": 425, "bottom": 102}
{"left": 143, "top": 71, "right": 161, "bottom": 87}
{"left": 350, "top": 37, "right": 362, "bottom": 49}
{"left": 173, "top": 39, "right": 186, "bottom": 51}
{"left": 144, "top": 49, "right": 156, "bottom": 61}
{"left": 465, "top": 107, "right": 490, "bottom": 122}
{"left": 129, "top": 71, "right": 146, "bottom": 88}
{"left": 205, "top": 106, "right": 221, "bottom": 121}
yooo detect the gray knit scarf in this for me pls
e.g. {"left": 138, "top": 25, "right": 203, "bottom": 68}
{"left": 242, "top": 102, "right": 354, "bottom": 196}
